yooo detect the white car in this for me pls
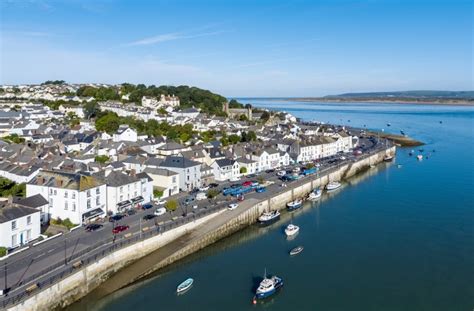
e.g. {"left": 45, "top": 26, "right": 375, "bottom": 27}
{"left": 229, "top": 176, "right": 241, "bottom": 182}
{"left": 228, "top": 203, "right": 238, "bottom": 210}
{"left": 155, "top": 199, "right": 167, "bottom": 205}
{"left": 199, "top": 185, "right": 210, "bottom": 191}
{"left": 277, "top": 170, "right": 286, "bottom": 177}
{"left": 196, "top": 192, "right": 207, "bottom": 201}
{"left": 154, "top": 207, "right": 166, "bottom": 216}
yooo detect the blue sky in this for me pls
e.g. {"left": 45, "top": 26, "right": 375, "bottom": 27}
{"left": 1, "top": 0, "right": 472, "bottom": 96}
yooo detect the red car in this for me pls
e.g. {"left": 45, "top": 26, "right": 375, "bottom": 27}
{"left": 112, "top": 225, "right": 129, "bottom": 234}
{"left": 242, "top": 181, "right": 253, "bottom": 187}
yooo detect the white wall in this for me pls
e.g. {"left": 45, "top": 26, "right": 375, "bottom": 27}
{"left": 0, "top": 211, "right": 40, "bottom": 248}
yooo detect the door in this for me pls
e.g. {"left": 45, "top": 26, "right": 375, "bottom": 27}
{"left": 20, "top": 232, "right": 24, "bottom": 245}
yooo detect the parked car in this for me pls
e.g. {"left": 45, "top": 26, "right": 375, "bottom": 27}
{"left": 155, "top": 207, "right": 166, "bottom": 216}
{"left": 190, "top": 188, "right": 200, "bottom": 194}
{"left": 142, "top": 203, "right": 154, "bottom": 210}
{"left": 112, "top": 225, "right": 129, "bottom": 234}
{"left": 229, "top": 176, "right": 241, "bottom": 182}
{"left": 184, "top": 196, "right": 195, "bottom": 204}
{"left": 196, "top": 192, "right": 207, "bottom": 200}
{"left": 251, "top": 182, "right": 260, "bottom": 187}
{"left": 155, "top": 199, "right": 166, "bottom": 205}
{"left": 228, "top": 203, "right": 238, "bottom": 210}
{"left": 237, "top": 195, "right": 244, "bottom": 202}
{"left": 126, "top": 209, "right": 136, "bottom": 216}
{"left": 208, "top": 183, "right": 219, "bottom": 188}
{"left": 143, "top": 214, "right": 156, "bottom": 221}
{"left": 199, "top": 185, "right": 210, "bottom": 191}
{"left": 246, "top": 174, "right": 256, "bottom": 178}
{"left": 265, "top": 169, "right": 275, "bottom": 173}
{"left": 85, "top": 224, "right": 103, "bottom": 232}
{"left": 109, "top": 214, "right": 125, "bottom": 222}
{"left": 276, "top": 170, "right": 286, "bottom": 177}
{"left": 256, "top": 187, "right": 266, "bottom": 193}
{"left": 242, "top": 181, "right": 253, "bottom": 187}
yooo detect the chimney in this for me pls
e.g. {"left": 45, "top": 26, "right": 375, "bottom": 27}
{"left": 130, "top": 169, "right": 136, "bottom": 177}
{"left": 7, "top": 195, "right": 13, "bottom": 205}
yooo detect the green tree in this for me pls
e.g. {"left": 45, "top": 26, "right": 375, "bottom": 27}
{"left": 153, "top": 189, "right": 164, "bottom": 198}
{"left": 247, "top": 131, "right": 257, "bottom": 141}
{"left": 84, "top": 101, "right": 100, "bottom": 119}
{"left": 165, "top": 199, "right": 178, "bottom": 212}
{"left": 240, "top": 167, "right": 247, "bottom": 174}
{"left": 206, "top": 189, "right": 219, "bottom": 199}
{"left": 228, "top": 134, "right": 241, "bottom": 145}
{"left": 239, "top": 114, "right": 248, "bottom": 121}
{"left": 95, "top": 112, "right": 120, "bottom": 134}
{"left": 0, "top": 247, "right": 7, "bottom": 257}
{"left": 257, "top": 176, "right": 265, "bottom": 184}
{"left": 157, "top": 107, "right": 168, "bottom": 115}
{"left": 94, "top": 155, "right": 110, "bottom": 164}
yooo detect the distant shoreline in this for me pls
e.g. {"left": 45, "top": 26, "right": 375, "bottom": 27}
{"left": 242, "top": 97, "right": 474, "bottom": 106}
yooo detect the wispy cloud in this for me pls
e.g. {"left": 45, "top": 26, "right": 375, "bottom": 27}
{"left": 127, "top": 30, "right": 225, "bottom": 46}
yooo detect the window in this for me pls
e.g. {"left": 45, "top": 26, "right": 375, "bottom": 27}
{"left": 72, "top": 202, "right": 76, "bottom": 212}
{"left": 120, "top": 195, "right": 123, "bottom": 201}
{"left": 72, "top": 192, "right": 76, "bottom": 199}
{"left": 134, "top": 191, "right": 137, "bottom": 197}
{"left": 87, "top": 190, "right": 91, "bottom": 197}
{"left": 12, "top": 234, "right": 17, "bottom": 247}
{"left": 27, "top": 216, "right": 31, "bottom": 225}
{"left": 64, "top": 191, "right": 68, "bottom": 198}
{"left": 120, "top": 186, "right": 123, "bottom": 193}
{"left": 49, "top": 188, "right": 53, "bottom": 195}
{"left": 65, "top": 202, "right": 68, "bottom": 210}
{"left": 96, "top": 197, "right": 100, "bottom": 205}
{"left": 172, "top": 176, "right": 176, "bottom": 183}
{"left": 26, "top": 230, "right": 31, "bottom": 241}
{"left": 12, "top": 221, "right": 17, "bottom": 230}
{"left": 49, "top": 198, "right": 53, "bottom": 207}
{"left": 54, "top": 189, "right": 57, "bottom": 195}
{"left": 87, "top": 199, "right": 91, "bottom": 209}
{"left": 96, "top": 188, "right": 100, "bottom": 195}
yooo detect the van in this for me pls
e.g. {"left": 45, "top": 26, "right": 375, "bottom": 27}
{"left": 196, "top": 192, "right": 207, "bottom": 201}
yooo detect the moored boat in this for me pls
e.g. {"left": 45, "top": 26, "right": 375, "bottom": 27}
{"left": 417, "top": 154, "right": 423, "bottom": 161}
{"left": 383, "top": 155, "right": 394, "bottom": 162}
{"left": 285, "top": 224, "right": 299, "bottom": 236}
{"left": 286, "top": 199, "right": 302, "bottom": 210}
{"left": 258, "top": 210, "right": 280, "bottom": 225}
{"left": 289, "top": 246, "right": 304, "bottom": 256}
{"left": 254, "top": 272, "right": 283, "bottom": 300}
{"left": 177, "top": 278, "right": 194, "bottom": 294}
{"left": 307, "top": 189, "right": 322, "bottom": 200}
{"left": 326, "top": 181, "right": 341, "bottom": 191}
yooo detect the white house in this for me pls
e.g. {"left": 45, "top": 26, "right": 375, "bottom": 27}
{"left": 113, "top": 125, "right": 137, "bottom": 142}
{"left": 237, "top": 157, "right": 258, "bottom": 175}
{"left": 0, "top": 201, "right": 41, "bottom": 249}
{"left": 143, "top": 167, "right": 179, "bottom": 198}
{"left": 211, "top": 159, "right": 240, "bottom": 181}
{"left": 26, "top": 170, "right": 107, "bottom": 225}
{"left": 158, "top": 156, "right": 201, "bottom": 191}
{"left": 100, "top": 170, "right": 152, "bottom": 215}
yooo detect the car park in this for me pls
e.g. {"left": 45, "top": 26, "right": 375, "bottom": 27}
{"left": 85, "top": 224, "right": 103, "bottom": 232}
{"left": 155, "top": 207, "right": 166, "bottom": 216}
{"left": 112, "top": 225, "right": 129, "bottom": 234}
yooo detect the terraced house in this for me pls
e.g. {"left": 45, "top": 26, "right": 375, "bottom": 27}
{"left": 26, "top": 170, "right": 107, "bottom": 225}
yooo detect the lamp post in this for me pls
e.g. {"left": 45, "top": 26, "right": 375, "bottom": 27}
{"left": 64, "top": 238, "right": 67, "bottom": 265}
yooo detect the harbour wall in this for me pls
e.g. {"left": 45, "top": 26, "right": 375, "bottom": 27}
{"left": 7, "top": 146, "right": 395, "bottom": 311}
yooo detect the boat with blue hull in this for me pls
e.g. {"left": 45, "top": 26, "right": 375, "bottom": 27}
{"left": 254, "top": 271, "right": 284, "bottom": 300}
{"left": 258, "top": 210, "right": 280, "bottom": 226}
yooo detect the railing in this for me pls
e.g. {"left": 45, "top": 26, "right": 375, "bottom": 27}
{"left": 0, "top": 142, "right": 393, "bottom": 309}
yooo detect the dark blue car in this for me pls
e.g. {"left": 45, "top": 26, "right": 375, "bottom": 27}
{"left": 142, "top": 203, "right": 154, "bottom": 210}
{"left": 256, "top": 187, "right": 266, "bottom": 193}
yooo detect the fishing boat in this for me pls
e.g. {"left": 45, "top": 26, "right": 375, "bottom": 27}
{"left": 326, "top": 181, "right": 341, "bottom": 191}
{"left": 285, "top": 224, "right": 299, "bottom": 236}
{"left": 286, "top": 199, "right": 302, "bottom": 211}
{"left": 254, "top": 270, "right": 283, "bottom": 300}
{"left": 400, "top": 130, "right": 406, "bottom": 136}
{"left": 289, "top": 246, "right": 304, "bottom": 256}
{"left": 387, "top": 123, "right": 391, "bottom": 127}
{"left": 258, "top": 210, "right": 281, "bottom": 225}
{"left": 307, "top": 189, "right": 322, "bottom": 200}
{"left": 176, "top": 278, "right": 194, "bottom": 294}
{"left": 417, "top": 154, "right": 423, "bottom": 161}
{"left": 383, "top": 155, "right": 394, "bottom": 162}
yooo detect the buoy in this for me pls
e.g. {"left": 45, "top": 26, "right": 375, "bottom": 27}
{"left": 252, "top": 297, "right": 257, "bottom": 305}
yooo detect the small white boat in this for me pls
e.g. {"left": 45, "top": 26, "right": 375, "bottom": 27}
{"left": 307, "top": 189, "right": 322, "bottom": 200}
{"left": 285, "top": 224, "right": 299, "bottom": 236}
{"left": 383, "top": 155, "right": 394, "bottom": 162}
{"left": 258, "top": 210, "right": 280, "bottom": 225}
{"left": 417, "top": 154, "right": 423, "bottom": 161}
{"left": 286, "top": 199, "right": 302, "bottom": 211}
{"left": 326, "top": 181, "right": 341, "bottom": 191}
{"left": 289, "top": 246, "right": 304, "bottom": 256}
{"left": 177, "top": 278, "right": 194, "bottom": 294}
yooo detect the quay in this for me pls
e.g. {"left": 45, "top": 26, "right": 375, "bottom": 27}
{"left": 4, "top": 145, "right": 395, "bottom": 311}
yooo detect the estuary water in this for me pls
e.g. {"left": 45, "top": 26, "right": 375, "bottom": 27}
{"left": 75, "top": 100, "right": 474, "bottom": 311}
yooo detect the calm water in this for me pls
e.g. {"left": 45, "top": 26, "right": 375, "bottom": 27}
{"left": 76, "top": 100, "right": 474, "bottom": 311}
